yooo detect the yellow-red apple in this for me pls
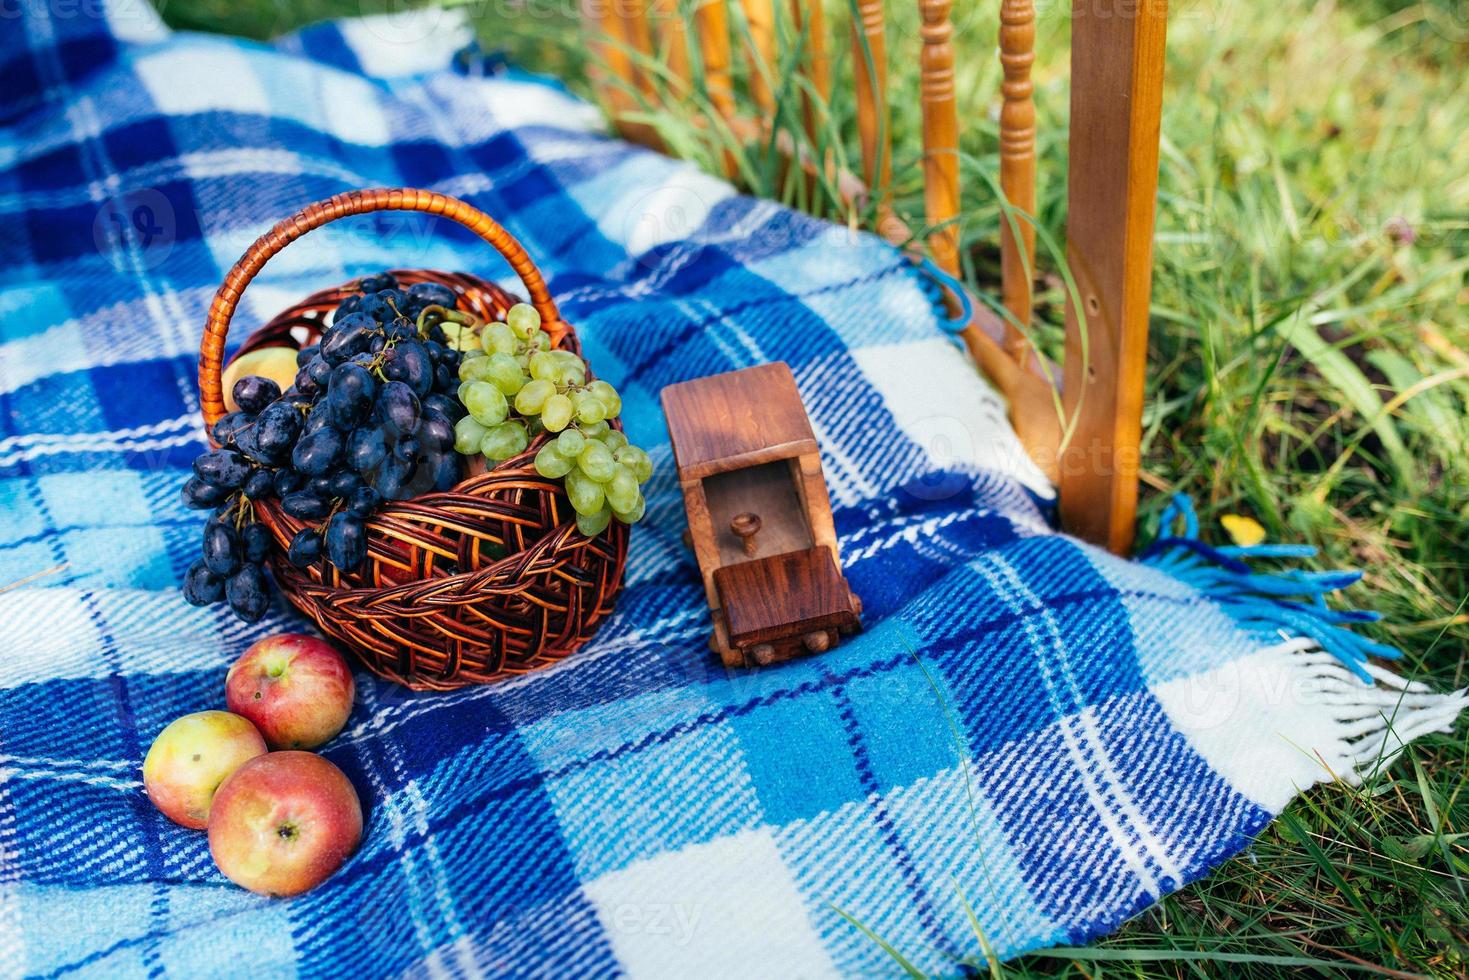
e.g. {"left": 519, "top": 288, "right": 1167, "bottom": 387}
{"left": 143, "top": 711, "right": 267, "bottom": 829}
{"left": 208, "top": 751, "right": 363, "bottom": 897}
{"left": 225, "top": 633, "right": 355, "bottom": 749}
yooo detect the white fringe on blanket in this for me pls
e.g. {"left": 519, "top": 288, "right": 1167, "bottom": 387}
{"left": 1154, "top": 636, "right": 1467, "bottom": 813}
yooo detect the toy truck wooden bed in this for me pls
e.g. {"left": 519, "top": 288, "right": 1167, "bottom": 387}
{"left": 662, "top": 363, "right": 862, "bottom": 668}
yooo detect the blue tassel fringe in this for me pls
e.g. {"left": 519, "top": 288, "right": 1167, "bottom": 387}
{"left": 1138, "top": 495, "right": 1399, "bottom": 683}
{"left": 914, "top": 256, "right": 975, "bottom": 336}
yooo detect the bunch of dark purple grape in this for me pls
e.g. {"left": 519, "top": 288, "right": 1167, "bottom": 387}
{"left": 181, "top": 273, "right": 470, "bottom": 622}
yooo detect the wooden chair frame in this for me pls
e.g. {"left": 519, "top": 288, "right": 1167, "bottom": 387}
{"left": 581, "top": 0, "right": 1167, "bottom": 554}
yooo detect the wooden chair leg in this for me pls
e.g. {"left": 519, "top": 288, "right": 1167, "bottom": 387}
{"left": 1058, "top": 0, "right": 1168, "bottom": 554}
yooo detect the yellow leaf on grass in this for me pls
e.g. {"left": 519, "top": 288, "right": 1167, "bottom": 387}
{"left": 1220, "top": 514, "right": 1266, "bottom": 547}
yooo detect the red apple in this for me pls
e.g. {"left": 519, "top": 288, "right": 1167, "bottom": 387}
{"left": 208, "top": 751, "right": 363, "bottom": 897}
{"left": 225, "top": 633, "right": 355, "bottom": 750}
{"left": 143, "top": 711, "right": 267, "bottom": 829}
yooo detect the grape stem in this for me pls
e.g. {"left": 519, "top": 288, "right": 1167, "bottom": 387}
{"left": 225, "top": 492, "right": 254, "bottom": 531}
{"left": 365, "top": 335, "right": 396, "bottom": 381}
{"left": 418, "top": 304, "right": 478, "bottom": 328}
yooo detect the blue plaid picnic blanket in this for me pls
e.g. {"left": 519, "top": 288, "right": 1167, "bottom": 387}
{"left": 2, "top": 4, "right": 1464, "bottom": 977}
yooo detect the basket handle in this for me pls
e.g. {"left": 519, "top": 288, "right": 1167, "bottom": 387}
{"left": 198, "top": 187, "right": 564, "bottom": 429}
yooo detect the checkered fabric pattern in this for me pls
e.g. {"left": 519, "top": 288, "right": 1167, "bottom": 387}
{"left": 2, "top": 4, "right": 1462, "bottom": 977}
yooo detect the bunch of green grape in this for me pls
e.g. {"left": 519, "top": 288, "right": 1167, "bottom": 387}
{"left": 452, "top": 303, "right": 653, "bottom": 536}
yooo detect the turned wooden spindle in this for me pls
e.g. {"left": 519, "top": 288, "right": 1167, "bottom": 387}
{"left": 919, "top": 0, "right": 961, "bottom": 280}
{"left": 730, "top": 512, "right": 762, "bottom": 556}
{"left": 999, "top": 0, "right": 1038, "bottom": 359}
{"left": 851, "top": 0, "right": 895, "bottom": 238}
{"left": 621, "top": 0, "right": 658, "bottom": 102}
{"left": 582, "top": 0, "right": 639, "bottom": 137}
{"left": 691, "top": 0, "right": 737, "bottom": 179}
{"left": 739, "top": 0, "right": 778, "bottom": 113}
{"left": 652, "top": 0, "right": 691, "bottom": 93}
{"left": 789, "top": 0, "right": 830, "bottom": 150}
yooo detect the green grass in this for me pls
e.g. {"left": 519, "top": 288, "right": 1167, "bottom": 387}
{"left": 149, "top": 0, "right": 355, "bottom": 39}
{"left": 160, "top": 0, "right": 1468, "bottom": 973}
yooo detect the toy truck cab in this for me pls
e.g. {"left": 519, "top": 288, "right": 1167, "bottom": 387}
{"left": 662, "top": 363, "right": 862, "bottom": 668}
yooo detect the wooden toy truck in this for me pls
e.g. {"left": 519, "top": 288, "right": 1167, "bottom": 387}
{"left": 662, "top": 363, "right": 862, "bottom": 668}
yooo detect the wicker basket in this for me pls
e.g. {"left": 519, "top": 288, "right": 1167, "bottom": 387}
{"left": 198, "top": 188, "right": 628, "bottom": 690}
